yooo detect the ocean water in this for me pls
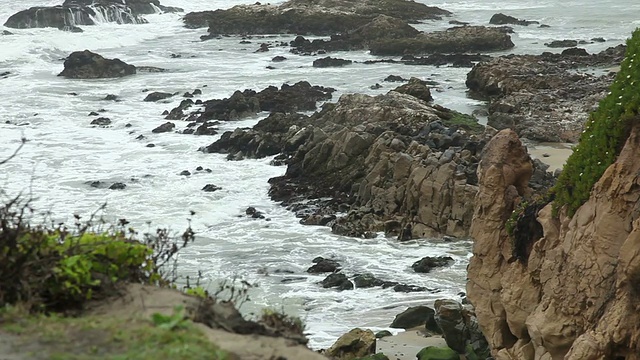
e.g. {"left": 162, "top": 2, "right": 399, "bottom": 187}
{"left": 0, "top": 0, "right": 638, "bottom": 349}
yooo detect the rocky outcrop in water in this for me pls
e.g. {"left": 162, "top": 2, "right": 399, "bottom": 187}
{"left": 58, "top": 50, "right": 136, "bottom": 79}
{"left": 369, "top": 26, "right": 514, "bottom": 56}
{"left": 4, "top": 0, "right": 182, "bottom": 29}
{"left": 467, "top": 127, "right": 640, "bottom": 359}
{"left": 489, "top": 13, "right": 539, "bottom": 26}
{"left": 466, "top": 45, "right": 625, "bottom": 142}
{"left": 183, "top": 0, "right": 450, "bottom": 34}
{"left": 171, "top": 81, "right": 334, "bottom": 124}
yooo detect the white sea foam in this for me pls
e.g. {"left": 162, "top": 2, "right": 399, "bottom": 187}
{"left": 1, "top": 0, "right": 639, "bottom": 349}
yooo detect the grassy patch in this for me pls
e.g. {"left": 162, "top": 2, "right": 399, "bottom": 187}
{"left": 553, "top": 28, "right": 640, "bottom": 215}
{"left": 441, "top": 111, "right": 485, "bottom": 134}
{"left": 0, "top": 306, "right": 229, "bottom": 360}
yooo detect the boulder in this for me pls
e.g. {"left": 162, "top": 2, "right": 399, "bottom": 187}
{"left": 326, "top": 328, "right": 376, "bottom": 360}
{"left": 369, "top": 26, "right": 514, "bottom": 56}
{"left": 202, "top": 184, "right": 222, "bottom": 192}
{"left": 489, "top": 13, "right": 538, "bottom": 26}
{"left": 144, "top": 91, "right": 174, "bottom": 102}
{"left": 321, "top": 273, "right": 354, "bottom": 290}
{"left": 58, "top": 50, "right": 136, "bottom": 79}
{"left": 306, "top": 257, "right": 341, "bottom": 273}
{"left": 90, "top": 117, "right": 111, "bottom": 126}
{"left": 152, "top": 122, "right": 175, "bottom": 133}
{"left": 183, "top": 0, "right": 451, "bottom": 34}
{"left": 411, "top": 256, "right": 454, "bottom": 273}
{"left": 544, "top": 39, "right": 579, "bottom": 48}
{"left": 390, "top": 306, "right": 436, "bottom": 330}
{"left": 434, "top": 300, "right": 466, "bottom": 353}
{"left": 4, "top": 0, "right": 182, "bottom": 29}
{"left": 312, "top": 57, "right": 353, "bottom": 68}
{"left": 391, "top": 77, "right": 433, "bottom": 102}
{"left": 416, "top": 346, "right": 459, "bottom": 360}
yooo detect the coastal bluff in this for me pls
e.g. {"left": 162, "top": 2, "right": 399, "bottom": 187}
{"left": 467, "top": 127, "right": 640, "bottom": 359}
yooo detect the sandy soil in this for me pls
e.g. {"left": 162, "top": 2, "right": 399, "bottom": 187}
{"left": 377, "top": 328, "right": 448, "bottom": 360}
{"left": 525, "top": 141, "right": 574, "bottom": 172}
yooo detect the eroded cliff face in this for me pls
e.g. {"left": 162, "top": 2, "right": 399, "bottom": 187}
{"left": 468, "top": 127, "right": 640, "bottom": 359}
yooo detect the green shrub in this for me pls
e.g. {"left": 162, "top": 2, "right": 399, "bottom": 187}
{"left": 553, "top": 28, "right": 640, "bottom": 215}
{"left": 0, "top": 197, "right": 193, "bottom": 312}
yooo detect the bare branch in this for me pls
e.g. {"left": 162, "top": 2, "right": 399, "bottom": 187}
{"left": 0, "top": 137, "right": 26, "bottom": 166}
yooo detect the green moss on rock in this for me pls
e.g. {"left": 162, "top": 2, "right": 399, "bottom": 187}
{"left": 553, "top": 28, "right": 640, "bottom": 215}
{"left": 417, "top": 346, "right": 460, "bottom": 360}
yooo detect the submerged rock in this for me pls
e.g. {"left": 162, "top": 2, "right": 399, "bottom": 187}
{"left": 58, "top": 50, "right": 136, "bottom": 79}
{"left": 489, "top": 13, "right": 539, "bottom": 26}
{"left": 411, "top": 256, "right": 455, "bottom": 273}
{"left": 312, "top": 57, "right": 353, "bottom": 68}
{"left": 4, "top": 0, "right": 182, "bottom": 29}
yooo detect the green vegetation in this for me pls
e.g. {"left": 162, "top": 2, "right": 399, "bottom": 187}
{"left": 416, "top": 346, "right": 459, "bottom": 360}
{"left": 0, "top": 305, "right": 229, "bottom": 360}
{"left": 553, "top": 28, "right": 640, "bottom": 216}
{"left": 442, "top": 111, "right": 485, "bottom": 134}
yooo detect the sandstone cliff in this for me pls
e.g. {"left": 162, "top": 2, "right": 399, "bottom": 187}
{"left": 467, "top": 127, "right": 640, "bottom": 359}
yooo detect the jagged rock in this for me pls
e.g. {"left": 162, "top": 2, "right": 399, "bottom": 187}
{"left": 290, "top": 15, "right": 420, "bottom": 54}
{"left": 109, "top": 182, "right": 126, "bottom": 190}
{"left": 326, "top": 328, "right": 376, "bottom": 360}
{"left": 412, "top": 256, "right": 454, "bottom": 273}
{"left": 144, "top": 91, "right": 174, "bottom": 102}
{"left": 320, "top": 273, "right": 354, "bottom": 290}
{"left": 174, "top": 82, "right": 334, "bottom": 123}
{"left": 4, "top": 0, "right": 181, "bottom": 29}
{"left": 398, "top": 53, "right": 491, "bottom": 67}
{"left": 312, "top": 57, "right": 352, "bottom": 68}
{"left": 489, "top": 13, "right": 539, "bottom": 26}
{"left": 369, "top": 26, "right": 514, "bottom": 56}
{"left": 466, "top": 46, "right": 625, "bottom": 142}
{"left": 58, "top": 50, "right": 136, "bottom": 79}
{"left": 384, "top": 75, "right": 407, "bottom": 82}
{"left": 90, "top": 117, "right": 111, "bottom": 126}
{"left": 352, "top": 273, "right": 383, "bottom": 288}
{"left": 390, "top": 306, "right": 436, "bottom": 330}
{"left": 245, "top": 207, "right": 265, "bottom": 219}
{"left": 545, "top": 39, "right": 579, "bottom": 48}
{"left": 152, "top": 122, "right": 175, "bottom": 133}
{"left": 306, "top": 257, "right": 340, "bottom": 273}
{"left": 391, "top": 77, "right": 433, "bottom": 102}
{"left": 183, "top": 0, "right": 450, "bottom": 34}
{"left": 202, "top": 184, "right": 222, "bottom": 192}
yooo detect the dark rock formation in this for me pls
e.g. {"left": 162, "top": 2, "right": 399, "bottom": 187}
{"left": 109, "top": 182, "right": 126, "bottom": 190}
{"left": 202, "top": 184, "right": 222, "bottom": 192}
{"left": 306, "top": 257, "right": 341, "bottom": 273}
{"left": 321, "top": 273, "right": 354, "bottom": 290}
{"left": 312, "top": 57, "right": 352, "bottom": 68}
{"left": 545, "top": 39, "right": 579, "bottom": 48}
{"left": 152, "top": 122, "right": 175, "bottom": 133}
{"left": 58, "top": 50, "right": 136, "bottom": 79}
{"left": 466, "top": 45, "right": 625, "bottom": 142}
{"left": 489, "top": 13, "right": 539, "bottom": 26}
{"left": 369, "top": 26, "right": 514, "bottom": 56}
{"left": 90, "top": 117, "right": 111, "bottom": 126}
{"left": 4, "top": 0, "right": 182, "bottom": 29}
{"left": 411, "top": 256, "right": 454, "bottom": 273}
{"left": 390, "top": 305, "right": 436, "bottom": 330}
{"left": 172, "top": 82, "right": 334, "bottom": 123}
{"left": 391, "top": 77, "right": 432, "bottom": 102}
{"left": 183, "top": 0, "right": 451, "bottom": 34}
{"left": 144, "top": 91, "right": 175, "bottom": 102}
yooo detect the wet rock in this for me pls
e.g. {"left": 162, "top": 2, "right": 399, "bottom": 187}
{"left": 352, "top": 273, "right": 383, "bottom": 288}
{"left": 104, "top": 94, "right": 119, "bottom": 101}
{"left": 326, "top": 328, "right": 376, "bottom": 360}
{"left": 393, "top": 284, "right": 428, "bottom": 292}
{"left": 58, "top": 50, "right": 136, "bottom": 79}
{"left": 245, "top": 206, "right": 265, "bottom": 219}
{"left": 90, "top": 117, "right": 111, "bottom": 126}
{"left": 2, "top": 30, "right": 13, "bottom": 35}
{"left": 165, "top": 99, "right": 194, "bottom": 120}
{"left": 137, "top": 66, "right": 167, "bottom": 73}
{"left": 180, "top": 170, "right": 191, "bottom": 176}
{"left": 545, "top": 39, "right": 579, "bottom": 48}
{"left": 144, "top": 91, "right": 175, "bottom": 102}
{"left": 306, "top": 257, "right": 340, "bottom": 273}
{"left": 321, "top": 273, "right": 354, "bottom": 290}
{"left": 411, "top": 256, "right": 455, "bottom": 273}
{"left": 109, "top": 182, "right": 126, "bottom": 190}
{"left": 399, "top": 53, "right": 491, "bottom": 67}
{"left": 384, "top": 75, "right": 407, "bottom": 82}
{"left": 369, "top": 26, "right": 514, "bottom": 56}
{"left": 59, "top": 25, "right": 83, "bottom": 32}
{"left": 562, "top": 47, "right": 589, "bottom": 56}
{"left": 390, "top": 305, "right": 436, "bottom": 330}
{"left": 183, "top": 0, "right": 451, "bottom": 34}
{"left": 312, "top": 57, "right": 353, "bottom": 68}
{"left": 152, "top": 122, "right": 175, "bottom": 133}
{"left": 202, "top": 184, "right": 222, "bottom": 192}
{"left": 375, "top": 330, "right": 392, "bottom": 339}
{"left": 416, "top": 346, "right": 458, "bottom": 360}
{"left": 146, "top": 143, "right": 155, "bottom": 147}
{"left": 489, "top": 13, "right": 539, "bottom": 26}
{"left": 300, "top": 214, "right": 336, "bottom": 226}
{"left": 466, "top": 45, "right": 624, "bottom": 142}
{"left": 272, "top": 56, "right": 287, "bottom": 62}
{"left": 391, "top": 77, "right": 433, "bottom": 102}
{"left": 4, "top": 0, "right": 181, "bottom": 29}
{"left": 88, "top": 111, "right": 99, "bottom": 116}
